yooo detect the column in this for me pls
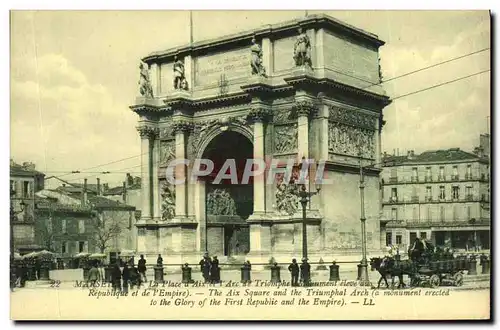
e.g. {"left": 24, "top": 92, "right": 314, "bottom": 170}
{"left": 194, "top": 180, "right": 206, "bottom": 252}
{"left": 149, "top": 63, "right": 159, "bottom": 97}
{"left": 375, "top": 116, "right": 382, "bottom": 165}
{"left": 173, "top": 122, "right": 189, "bottom": 219}
{"left": 184, "top": 55, "right": 193, "bottom": 91}
{"left": 315, "top": 28, "right": 325, "bottom": 74}
{"left": 261, "top": 37, "right": 272, "bottom": 76}
{"left": 295, "top": 101, "right": 316, "bottom": 163}
{"left": 152, "top": 135, "right": 161, "bottom": 220}
{"left": 306, "top": 28, "right": 316, "bottom": 68}
{"left": 137, "top": 126, "right": 152, "bottom": 221}
{"left": 248, "top": 109, "right": 267, "bottom": 216}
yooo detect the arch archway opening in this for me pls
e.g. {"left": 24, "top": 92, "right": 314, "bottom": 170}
{"left": 201, "top": 130, "right": 253, "bottom": 257}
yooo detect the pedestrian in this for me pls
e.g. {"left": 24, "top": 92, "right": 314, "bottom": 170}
{"left": 138, "top": 254, "right": 147, "bottom": 284}
{"left": 199, "top": 253, "right": 211, "bottom": 283}
{"left": 300, "top": 258, "right": 311, "bottom": 287}
{"left": 211, "top": 256, "right": 220, "bottom": 283}
{"left": 87, "top": 260, "right": 101, "bottom": 286}
{"left": 122, "top": 263, "right": 130, "bottom": 293}
{"left": 112, "top": 261, "right": 122, "bottom": 292}
{"left": 288, "top": 258, "right": 299, "bottom": 287}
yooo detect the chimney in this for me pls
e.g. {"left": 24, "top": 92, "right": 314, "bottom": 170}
{"left": 411, "top": 150, "right": 415, "bottom": 157}
{"left": 97, "top": 178, "right": 101, "bottom": 196}
{"left": 122, "top": 181, "right": 127, "bottom": 203}
{"left": 82, "top": 178, "right": 88, "bottom": 206}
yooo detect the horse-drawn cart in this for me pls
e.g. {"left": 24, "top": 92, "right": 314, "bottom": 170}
{"left": 413, "top": 256, "right": 468, "bottom": 288}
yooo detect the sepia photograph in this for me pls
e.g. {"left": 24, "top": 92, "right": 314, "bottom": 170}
{"left": 9, "top": 8, "right": 491, "bottom": 321}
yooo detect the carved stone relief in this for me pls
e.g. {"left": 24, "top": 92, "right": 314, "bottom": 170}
{"left": 329, "top": 106, "right": 377, "bottom": 130}
{"left": 159, "top": 141, "right": 176, "bottom": 167}
{"left": 275, "top": 173, "right": 300, "bottom": 215}
{"left": 189, "top": 115, "right": 249, "bottom": 158}
{"left": 328, "top": 122, "right": 375, "bottom": 159}
{"left": 273, "top": 108, "right": 295, "bottom": 125}
{"left": 207, "top": 188, "right": 237, "bottom": 216}
{"left": 274, "top": 124, "right": 298, "bottom": 154}
{"left": 160, "top": 181, "right": 175, "bottom": 221}
{"left": 160, "top": 123, "right": 174, "bottom": 140}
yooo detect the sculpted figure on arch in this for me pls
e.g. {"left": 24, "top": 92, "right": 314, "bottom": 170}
{"left": 293, "top": 27, "right": 312, "bottom": 68}
{"left": 250, "top": 36, "right": 267, "bottom": 77}
{"left": 138, "top": 62, "right": 154, "bottom": 98}
{"left": 173, "top": 56, "right": 188, "bottom": 90}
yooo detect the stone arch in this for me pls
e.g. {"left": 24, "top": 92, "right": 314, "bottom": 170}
{"left": 195, "top": 122, "right": 253, "bottom": 160}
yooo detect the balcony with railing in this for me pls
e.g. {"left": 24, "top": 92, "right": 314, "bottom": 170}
{"left": 438, "top": 175, "right": 446, "bottom": 182}
{"left": 389, "top": 177, "right": 398, "bottom": 183}
{"left": 424, "top": 176, "right": 432, "bottom": 182}
{"left": 410, "top": 176, "right": 419, "bottom": 183}
{"left": 465, "top": 194, "right": 474, "bottom": 201}
{"left": 451, "top": 175, "right": 459, "bottom": 181}
{"left": 411, "top": 196, "right": 419, "bottom": 202}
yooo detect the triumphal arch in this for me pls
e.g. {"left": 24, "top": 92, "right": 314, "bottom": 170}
{"left": 131, "top": 14, "right": 391, "bottom": 264}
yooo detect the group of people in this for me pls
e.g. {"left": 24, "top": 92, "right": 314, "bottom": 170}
{"left": 288, "top": 258, "right": 311, "bottom": 287}
{"left": 198, "top": 253, "right": 220, "bottom": 283}
{"left": 90, "top": 254, "right": 150, "bottom": 292}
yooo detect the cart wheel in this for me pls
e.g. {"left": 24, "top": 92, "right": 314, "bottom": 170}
{"left": 453, "top": 272, "right": 464, "bottom": 287}
{"left": 429, "top": 274, "right": 440, "bottom": 288}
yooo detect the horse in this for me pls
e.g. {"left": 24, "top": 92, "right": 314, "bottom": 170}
{"left": 370, "top": 257, "right": 417, "bottom": 289}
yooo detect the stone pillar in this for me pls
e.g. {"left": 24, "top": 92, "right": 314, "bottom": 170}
{"left": 149, "top": 63, "right": 159, "bottom": 97}
{"left": 152, "top": 134, "right": 161, "bottom": 221}
{"left": 306, "top": 28, "right": 316, "bottom": 68}
{"left": 184, "top": 55, "right": 193, "bottom": 92}
{"left": 374, "top": 116, "right": 382, "bottom": 165}
{"left": 172, "top": 122, "right": 190, "bottom": 219}
{"left": 319, "top": 104, "right": 329, "bottom": 161}
{"left": 194, "top": 180, "right": 206, "bottom": 252}
{"left": 295, "top": 100, "right": 316, "bottom": 161}
{"left": 261, "top": 37, "right": 272, "bottom": 76}
{"left": 247, "top": 108, "right": 269, "bottom": 217}
{"left": 315, "top": 29, "right": 325, "bottom": 74}
{"left": 137, "top": 126, "right": 156, "bottom": 221}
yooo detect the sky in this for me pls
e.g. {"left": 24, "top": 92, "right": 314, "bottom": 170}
{"left": 10, "top": 10, "right": 491, "bottom": 187}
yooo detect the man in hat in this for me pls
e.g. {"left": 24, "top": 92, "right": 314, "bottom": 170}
{"left": 300, "top": 258, "right": 311, "bottom": 287}
{"left": 199, "top": 252, "right": 211, "bottom": 283}
{"left": 138, "top": 254, "right": 147, "bottom": 284}
{"left": 210, "top": 256, "right": 220, "bottom": 283}
{"left": 288, "top": 258, "right": 300, "bottom": 287}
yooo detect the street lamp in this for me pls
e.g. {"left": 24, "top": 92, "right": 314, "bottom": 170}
{"left": 296, "top": 184, "right": 321, "bottom": 261}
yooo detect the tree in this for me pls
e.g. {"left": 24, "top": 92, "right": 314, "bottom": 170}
{"left": 35, "top": 215, "right": 55, "bottom": 251}
{"left": 91, "top": 210, "right": 124, "bottom": 253}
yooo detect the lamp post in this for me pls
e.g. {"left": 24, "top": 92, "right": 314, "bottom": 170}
{"left": 296, "top": 184, "right": 321, "bottom": 261}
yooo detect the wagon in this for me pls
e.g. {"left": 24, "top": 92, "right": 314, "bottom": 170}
{"left": 412, "top": 255, "right": 468, "bottom": 288}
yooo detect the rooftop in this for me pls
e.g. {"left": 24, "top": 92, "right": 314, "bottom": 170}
{"left": 382, "top": 148, "right": 487, "bottom": 166}
{"left": 10, "top": 160, "right": 45, "bottom": 177}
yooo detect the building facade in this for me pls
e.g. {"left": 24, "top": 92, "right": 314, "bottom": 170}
{"left": 381, "top": 143, "right": 490, "bottom": 252}
{"left": 131, "top": 14, "right": 391, "bottom": 263}
{"left": 10, "top": 160, "right": 45, "bottom": 253}
{"left": 35, "top": 179, "right": 137, "bottom": 258}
